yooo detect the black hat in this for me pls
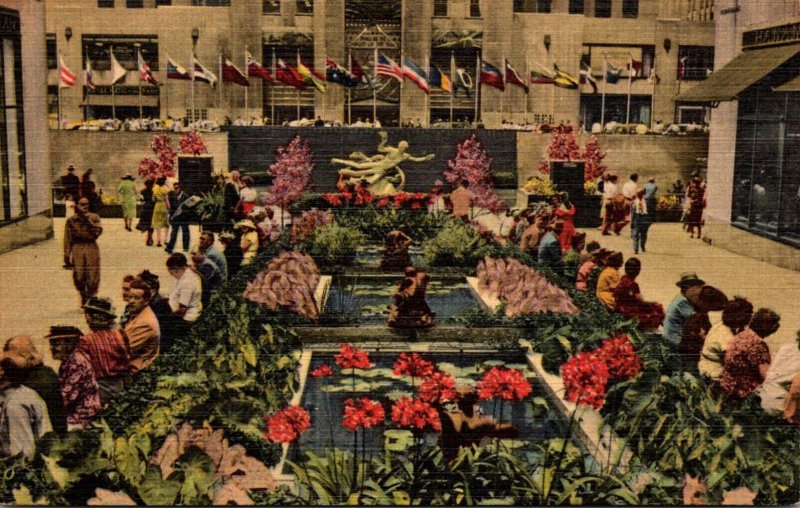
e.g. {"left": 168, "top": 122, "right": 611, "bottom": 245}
{"left": 45, "top": 325, "right": 83, "bottom": 341}
{"left": 83, "top": 297, "right": 117, "bottom": 317}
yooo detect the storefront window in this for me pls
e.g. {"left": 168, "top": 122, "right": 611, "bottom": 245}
{"left": 0, "top": 9, "right": 25, "bottom": 222}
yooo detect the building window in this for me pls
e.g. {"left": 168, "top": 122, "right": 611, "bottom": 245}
{"left": 46, "top": 34, "right": 57, "bottom": 69}
{"left": 191, "top": 0, "right": 230, "bottom": 5}
{"left": 0, "top": 9, "right": 26, "bottom": 222}
{"left": 126, "top": 0, "right": 144, "bottom": 7}
{"left": 569, "top": 0, "right": 584, "bottom": 14}
{"left": 98, "top": 0, "right": 114, "bottom": 7}
{"left": 595, "top": 0, "right": 611, "bottom": 17}
{"left": 469, "top": 0, "right": 481, "bottom": 17}
{"left": 82, "top": 35, "right": 159, "bottom": 72}
{"left": 296, "top": 0, "right": 312, "bottom": 14}
{"left": 263, "top": 0, "right": 280, "bottom": 14}
{"left": 677, "top": 45, "right": 714, "bottom": 80}
{"left": 433, "top": 0, "right": 447, "bottom": 17}
{"left": 513, "top": 0, "right": 550, "bottom": 12}
{"left": 186, "top": 108, "right": 208, "bottom": 122}
{"left": 155, "top": 0, "right": 172, "bottom": 5}
{"left": 622, "top": 0, "right": 637, "bottom": 17}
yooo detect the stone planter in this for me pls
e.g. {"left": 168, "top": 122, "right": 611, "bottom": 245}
{"left": 656, "top": 209, "right": 683, "bottom": 222}
{"left": 516, "top": 189, "right": 554, "bottom": 208}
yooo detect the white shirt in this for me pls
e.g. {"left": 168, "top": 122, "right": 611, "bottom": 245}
{"left": 757, "top": 344, "right": 800, "bottom": 412}
{"left": 603, "top": 182, "right": 619, "bottom": 200}
{"left": 621, "top": 180, "right": 639, "bottom": 199}
{"left": 239, "top": 187, "right": 257, "bottom": 203}
{"left": 169, "top": 269, "right": 203, "bottom": 322}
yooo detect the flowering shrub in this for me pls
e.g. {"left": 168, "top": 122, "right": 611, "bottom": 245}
{"left": 657, "top": 194, "right": 682, "bottom": 211}
{"left": 335, "top": 344, "right": 372, "bottom": 370}
{"left": 476, "top": 367, "right": 532, "bottom": 401}
{"left": 581, "top": 135, "right": 607, "bottom": 181}
{"left": 342, "top": 397, "right": 385, "bottom": 431}
{"left": 584, "top": 179, "right": 598, "bottom": 195}
{"left": 264, "top": 405, "right": 311, "bottom": 443}
{"left": 444, "top": 133, "right": 505, "bottom": 213}
{"left": 311, "top": 363, "right": 334, "bottom": 378}
{"left": 290, "top": 208, "right": 333, "bottom": 243}
{"left": 322, "top": 189, "right": 429, "bottom": 210}
{"left": 390, "top": 397, "right": 442, "bottom": 432}
{"left": 242, "top": 251, "right": 321, "bottom": 321}
{"left": 594, "top": 334, "right": 642, "bottom": 381}
{"left": 418, "top": 372, "right": 458, "bottom": 405}
{"left": 179, "top": 131, "right": 208, "bottom": 156}
{"left": 392, "top": 353, "right": 435, "bottom": 379}
{"left": 263, "top": 135, "right": 314, "bottom": 209}
{"left": 561, "top": 352, "right": 609, "bottom": 409}
{"left": 522, "top": 176, "right": 556, "bottom": 195}
{"left": 137, "top": 134, "right": 176, "bottom": 180}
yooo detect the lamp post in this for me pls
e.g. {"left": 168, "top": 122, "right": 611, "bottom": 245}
{"left": 191, "top": 28, "right": 199, "bottom": 123}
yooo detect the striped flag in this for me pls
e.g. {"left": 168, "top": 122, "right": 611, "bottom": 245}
{"left": 297, "top": 57, "right": 325, "bottom": 92}
{"left": 479, "top": 60, "right": 504, "bottom": 91}
{"left": 166, "top": 55, "right": 191, "bottom": 80}
{"left": 59, "top": 57, "right": 77, "bottom": 88}
{"left": 504, "top": 59, "right": 528, "bottom": 93}
{"left": 553, "top": 64, "right": 579, "bottom": 89}
{"left": 84, "top": 59, "right": 97, "bottom": 90}
{"left": 138, "top": 49, "right": 159, "bottom": 85}
{"left": 530, "top": 64, "right": 555, "bottom": 84}
{"left": 402, "top": 57, "right": 430, "bottom": 93}
{"left": 428, "top": 65, "right": 451, "bottom": 93}
{"left": 192, "top": 55, "right": 218, "bottom": 86}
{"left": 376, "top": 53, "right": 403, "bottom": 82}
{"left": 246, "top": 51, "right": 273, "bottom": 82}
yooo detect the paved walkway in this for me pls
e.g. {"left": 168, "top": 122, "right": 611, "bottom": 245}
{"left": 1, "top": 218, "right": 798, "bottom": 370}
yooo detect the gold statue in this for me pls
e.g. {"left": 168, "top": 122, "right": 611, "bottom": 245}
{"left": 331, "top": 131, "right": 435, "bottom": 196}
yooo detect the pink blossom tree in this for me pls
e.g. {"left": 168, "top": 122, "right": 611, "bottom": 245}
{"left": 444, "top": 134, "right": 505, "bottom": 213}
{"left": 179, "top": 132, "right": 208, "bottom": 156}
{"left": 262, "top": 135, "right": 315, "bottom": 223}
{"left": 581, "top": 135, "right": 608, "bottom": 181}
{"left": 537, "top": 127, "right": 582, "bottom": 176}
{"left": 137, "top": 134, "right": 176, "bottom": 180}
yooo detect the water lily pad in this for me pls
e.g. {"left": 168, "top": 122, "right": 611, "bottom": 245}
{"left": 320, "top": 380, "right": 394, "bottom": 393}
{"left": 481, "top": 360, "right": 507, "bottom": 367}
{"left": 385, "top": 389, "right": 413, "bottom": 401}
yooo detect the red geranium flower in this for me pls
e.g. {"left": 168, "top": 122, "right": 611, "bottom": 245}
{"left": 323, "top": 193, "right": 342, "bottom": 207}
{"left": 264, "top": 405, "right": 311, "bottom": 443}
{"left": 342, "top": 397, "right": 385, "bottom": 431}
{"left": 335, "top": 343, "right": 372, "bottom": 370}
{"left": 410, "top": 202, "right": 422, "bottom": 210}
{"left": 377, "top": 197, "right": 391, "bottom": 207}
{"left": 561, "top": 353, "right": 609, "bottom": 409}
{"left": 418, "top": 371, "right": 458, "bottom": 405}
{"left": 311, "top": 363, "right": 334, "bottom": 378}
{"left": 390, "top": 397, "right": 442, "bottom": 432}
{"left": 595, "top": 333, "right": 642, "bottom": 381}
{"left": 392, "top": 353, "right": 435, "bottom": 379}
{"left": 476, "top": 367, "right": 533, "bottom": 401}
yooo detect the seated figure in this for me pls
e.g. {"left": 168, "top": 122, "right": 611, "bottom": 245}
{"left": 380, "top": 229, "right": 413, "bottom": 272}
{"left": 388, "top": 267, "right": 435, "bottom": 328}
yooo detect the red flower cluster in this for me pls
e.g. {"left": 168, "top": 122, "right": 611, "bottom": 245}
{"left": 418, "top": 371, "right": 458, "bottom": 405}
{"left": 476, "top": 367, "right": 533, "bottom": 401}
{"left": 264, "top": 405, "right": 311, "bottom": 444}
{"left": 561, "top": 352, "right": 609, "bottom": 409}
{"left": 342, "top": 397, "right": 385, "bottom": 431}
{"left": 595, "top": 334, "right": 642, "bottom": 381}
{"left": 179, "top": 131, "right": 208, "bottom": 156}
{"left": 392, "top": 353, "right": 435, "bottom": 379}
{"left": 322, "top": 189, "right": 431, "bottom": 210}
{"left": 335, "top": 344, "right": 372, "bottom": 370}
{"left": 138, "top": 134, "right": 176, "bottom": 180}
{"left": 390, "top": 397, "right": 442, "bottom": 432}
{"left": 311, "top": 363, "right": 334, "bottom": 378}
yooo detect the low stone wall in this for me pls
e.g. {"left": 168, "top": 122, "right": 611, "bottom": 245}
{"left": 704, "top": 218, "right": 800, "bottom": 272}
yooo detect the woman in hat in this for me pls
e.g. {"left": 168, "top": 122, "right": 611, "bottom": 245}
{"left": 150, "top": 176, "right": 170, "bottom": 247}
{"left": 136, "top": 179, "right": 156, "bottom": 246}
{"left": 686, "top": 174, "right": 706, "bottom": 239}
{"left": 117, "top": 174, "right": 138, "bottom": 232}
{"left": 596, "top": 251, "right": 623, "bottom": 310}
{"left": 235, "top": 220, "right": 259, "bottom": 266}
{"left": 47, "top": 326, "right": 101, "bottom": 430}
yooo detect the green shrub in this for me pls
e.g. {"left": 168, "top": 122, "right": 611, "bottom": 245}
{"left": 421, "top": 220, "right": 489, "bottom": 268}
{"left": 306, "top": 223, "right": 365, "bottom": 269}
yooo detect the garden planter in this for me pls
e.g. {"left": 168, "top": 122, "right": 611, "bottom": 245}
{"left": 573, "top": 194, "right": 603, "bottom": 228}
{"left": 656, "top": 209, "right": 683, "bottom": 222}
{"left": 516, "top": 189, "right": 554, "bottom": 208}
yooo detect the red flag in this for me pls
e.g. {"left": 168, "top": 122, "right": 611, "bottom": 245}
{"left": 276, "top": 59, "right": 306, "bottom": 89}
{"left": 138, "top": 49, "right": 159, "bottom": 85}
{"left": 59, "top": 57, "right": 76, "bottom": 88}
{"left": 222, "top": 58, "right": 250, "bottom": 86}
{"left": 479, "top": 60, "right": 505, "bottom": 91}
{"left": 504, "top": 59, "right": 529, "bottom": 93}
{"left": 246, "top": 51, "right": 274, "bottom": 82}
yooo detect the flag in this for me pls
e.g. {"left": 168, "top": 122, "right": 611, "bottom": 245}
{"left": 579, "top": 60, "right": 597, "bottom": 93}
{"left": 297, "top": 57, "right": 325, "bottom": 92}
{"left": 606, "top": 62, "right": 622, "bottom": 84}
{"left": 246, "top": 51, "right": 274, "bottom": 82}
{"left": 628, "top": 59, "right": 643, "bottom": 79}
{"left": 553, "top": 64, "right": 578, "bottom": 89}
{"left": 402, "top": 57, "right": 430, "bottom": 93}
{"left": 376, "top": 53, "right": 403, "bottom": 82}
{"left": 110, "top": 49, "right": 127, "bottom": 85}
{"left": 480, "top": 60, "right": 504, "bottom": 90}
{"left": 192, "top": 56, "right": 218, "bottom": 86}
{"left": 678, "top": 56, "right": 688, "bottom": 79}
{"left": 138, "top": 49, "right": 158, "bottom": 85}
{"left": 59, "top": 57, "right": 77, "bottom": 88}
{"left": 84, "top": 59, "right": 97, "bottom": 90}
{"left": 350, "top": 55, "right": 372, "bottom": 87}
{"left": 276, "top": 59, "right": 306, "bottom": 89}
{"left": 325, "top": 56, "right": 359, "bottom": 87}
{"left": 530, "top": 67, "right": 555, "bottom": 85}
{"left": 428, "top": 65, "right": 451, "bottom": 93}
{"left": 166, "top": 55, "right": 191, "bottom": 80}
{"left": 647, "top": 65, "right": 660, "bottom": 84}
{"left": 504, "top": 59, "right": 528, "bottom": 93}
{"left": 222, "top": 58, "right": 250, "bottom": 86}
{"left": 454, "top": 67, "right": 472, "bottom": 97}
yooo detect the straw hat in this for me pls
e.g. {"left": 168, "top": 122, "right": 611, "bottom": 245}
{"left": 234, "top": 219, "right": 256, "bottom": 230}
{"left": 675, "top": 272, "right": 705, "bottom": 288}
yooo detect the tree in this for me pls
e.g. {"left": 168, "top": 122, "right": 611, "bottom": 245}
{"left": 537, "top": 126, "right": 582, "bottom": 175}
{"left": 137, "top": 134, "right": 176, "bottom": 180}
{"left": 581, "top": 135, "right": 608, "bottom": 181}
{"left": 262, "top": 135, "right": 314, "bottom": 210}
{"left": 179, "top": 132, "right": 208, "bottom": 156}
{"left": 444, "top": 133, "right": 505, "bottom": 213}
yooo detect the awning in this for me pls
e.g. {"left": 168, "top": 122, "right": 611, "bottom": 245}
{"left": 676, "top": 44, "right": 800, "bottom": 102}
{"left": 773, "top": 74, "right": 800, "bottom": 92}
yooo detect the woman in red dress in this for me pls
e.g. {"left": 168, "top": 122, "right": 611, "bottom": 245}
{"left": 553, "top": 192, "right": 577, "bottom": 253}
{"left": 686, "top": 175, "right": 706, "bottom": 239}
{"left": 613, "top": 257, "right": 665, "bottom": 330}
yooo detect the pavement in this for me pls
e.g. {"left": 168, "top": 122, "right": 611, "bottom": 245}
{"left": 1, "top": 217, "right": 798, "bottom": 371}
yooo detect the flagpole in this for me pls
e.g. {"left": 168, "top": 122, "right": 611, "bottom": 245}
{"left": 347, "top": 50, "right": 352, "bottom": 125}
{"left": 474, "top": 52, "right": 480, "bottom": 124}
{"left": 218, "top": 52, "right": 223, "bottom": 113}
{"left": 550, "top": 74, "right": 554, "bottom": 125}
{"left": 271, "top": 48, "right": 275, "bottom": 125}
{"left": 424, "top": 55, "right": 430, "bottom": 126}
{"left": 110, "top": 49, "right": 117, "bottom": 121}
{"left": 244, "top": 46, "right": 249, "bottom": 123}
{"left": 373, "top": 47, "right": 378, "bottom": 124}
{"left": 500, "top": 57, "right": 505, "bottom": 123}
{"left": 296, "top": 49, "right": 301, "bottom": 121}
{"left": 525, "top": 57, "right": 530, "bottom": 121}
{"left": 449, "top": 52, "right": 455, "bottom": 128}
{"left": 626, "top": 55, "right": 632, "bottom": 125}
{"left": 138, "top": 50, "right": 144, "bottom": 124}
{"left": 58, "top": 53, "right": 63, "bottom": 129}
{"left": 650, "top": 67, "right": 656, "bottom": 130}
{"left": 84, "top": 49, "right": 90, "bottom": 122}
{"left": 191, "top": 51, "right": 196, "bottom": 124}
{"left": 601, "top": 56, "right": 607, "bottom": 128}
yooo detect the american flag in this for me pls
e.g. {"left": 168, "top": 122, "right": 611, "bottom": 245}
{"left": 376, "top": 53, "right": 402, "bottom": 82}
{"left": 59, "top": 57, "right": 76, "bottom": 88}
{"left": 84, "top": 60, "right": 97, "bottom": 90}
{"left": 138, "top": 49, "right": 159, "bottom": 85}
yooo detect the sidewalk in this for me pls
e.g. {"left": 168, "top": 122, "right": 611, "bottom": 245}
{"left": 1, "top": 218, "right": 797, "bottom": 370}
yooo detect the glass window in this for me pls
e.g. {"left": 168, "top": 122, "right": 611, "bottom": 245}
{"left": 569, "top": 0, "right": 584, "bottom": 14}
{"left": 0, "top": 10, "right": 26, "bottom": 222}
{"left": 470, "top": 0, "right": 481, "bottom": 17}
{"left": 595, "top": 0, "right": 611, "bottom": 17}
{"left": 156, "top": 0, "right": 172, "bottom": 5}
{"left": 434, "top": 0, "right": 447, "bottom": 16}
{"left": 513, "top": 0, "right": 551, "bottom": 12}
{"left": 191, "top": 0, "right": 230, "bottom": 5}
{"left": 46, "top": 34, "right": 57, "bottom": 70}
{"left": 126, "top": 0, "right": 144, "bottom": 7}
{"left": 296, "top": 0, "right": 313, "bottom": 14}
{"left": 622, "top": 0, "right": 637, "bottom": 17}
{"left": 678, "top": 46, "right": 714, "bottom": 80}
{"left": 82, "top": 35, "right": 159, "bottom": 71}
{"left": 98, "top": 0, "right": 114, "bottom": 6}
{"left": 263, "top": 0, "right": 280, "bottom": 14}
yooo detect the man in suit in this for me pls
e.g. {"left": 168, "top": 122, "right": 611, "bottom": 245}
{"left": 165, "top": 182, "right": 192, "bottom": 254}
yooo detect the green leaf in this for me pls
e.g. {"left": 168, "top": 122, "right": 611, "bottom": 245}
{"left": 707, "top": 470, "right": 727, "bottom": 489}
{"left": 41, "top": 454, "right": 70, "bottom": 489}
{"left": 384, "top": 429, "right": 415, "bottom": 452}
{"left": 12, "top": 485, "right": 48, "bottom": 505}
{"left": 138, "top": 465, "right": 181, "bottom": 506}
{"left": 175, "top": 449, "right": 216, "bottom": 504}
{"left": 241, "top": 340, "right": 257, "bottom": 367}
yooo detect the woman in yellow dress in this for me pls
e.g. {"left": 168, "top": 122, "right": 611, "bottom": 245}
{"left": 596, "top": 251, "right": 623, "bottom": 310}
{"left": 150, "top": 176, "right": 170, "bottom": 247}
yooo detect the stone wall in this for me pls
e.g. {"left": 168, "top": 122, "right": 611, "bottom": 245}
{"left": 49, "top": 131, "right": 228, "bottom": 195}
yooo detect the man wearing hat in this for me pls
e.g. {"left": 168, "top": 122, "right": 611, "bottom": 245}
{"left": 79, "top": 297, "right": 131, "bottom": 404}
{"left": 663, "top": 272, "right": 706, "bottom": 346}
{"left": 165, "top": 181, "right": 193, "bottom": 254}
{"left": 47, "top": 326, "right": 101, "bottom": 430}
{"left": 65, "top": 197, "right": 103, "bottom": 305}
{"left": 60, "top": 165, "right": 81, "bottom": 205}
